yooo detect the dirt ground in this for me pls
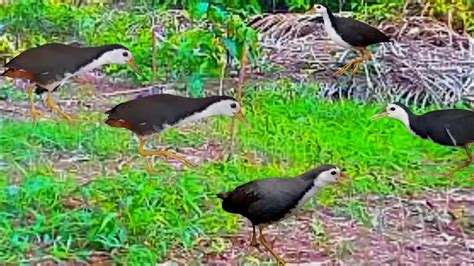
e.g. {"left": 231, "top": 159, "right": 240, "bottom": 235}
{"left": 166, "top": 188, "right": 473, "bottom": 265}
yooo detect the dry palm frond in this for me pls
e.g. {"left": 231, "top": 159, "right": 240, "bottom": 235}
{"left": 249, "top": 13, "right": 474, "bottom": 108}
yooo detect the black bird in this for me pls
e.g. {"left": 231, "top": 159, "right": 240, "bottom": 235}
{"left": 373, "top": 102, "right": 474, "bottom": 178}
{"left": 217, "top": 164, "right": 346, "bottom": 265}
{"left": 105, "top": 94, "right": 249, "bottom": 173}
{"left": 2, "top": 43, "right": 141, "bottom": 122}
{"left": 307, "top": 4, "right": 390, "bottom": 76}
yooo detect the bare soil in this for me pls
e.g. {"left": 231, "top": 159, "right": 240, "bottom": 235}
{"left": 178, "top": 189, "right": 473, "bottom": 265}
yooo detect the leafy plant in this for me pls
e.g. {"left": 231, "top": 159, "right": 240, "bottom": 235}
{"left": 428, "top": 0, "right": 474, "bottom": 34}
{"left": 155, "top": 1, "right": 260, "bottom": 96}
{"left": 0, "top": 0, "right": 261, "bottom": 96}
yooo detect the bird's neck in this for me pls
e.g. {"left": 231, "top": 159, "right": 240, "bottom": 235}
{"left": 397, "top": 109, "right": 421, "bottom": 136}
{"left": 179, "top": 108, "right": 215, "bottom": 125}
{"left": 299, "top": 175, "right": 326, "bottom": 192}
{"left": 322, "top": 10, "right": 337, "bottom": 29}
{"left": 175, "top": 102, "right": 222, "bottom": 126}
{"left": 294, "top": 177, "right": 324, "bottom": 208}
{"left": 75, "top": 51, "right": 112, "bottom": 75}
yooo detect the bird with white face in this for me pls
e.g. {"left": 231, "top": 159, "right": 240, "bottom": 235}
{"left": 1, "top": 43, "right": 141, "bottom": 122}
{"left": 105, "top": 94, "right": 249, "bottom": 174}
{"left": 306, "top": 4, "right": 391, "bottom": 76}
{"left": 373, "top": 102, "right": 474, "bottom": 178}
{"left": 217, "top": 164, "right": 347, "bottom": 265}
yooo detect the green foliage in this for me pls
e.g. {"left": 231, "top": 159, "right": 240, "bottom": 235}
{"left": 156, "top": 1, "right": 260, "bottom": 96}
{"left": 351, "top": 0, "right": 405, "bottom": 22}
{"left": 428, "top": 0, "right": 474, "bottom": 34}
{"left": 0, "top": 0, "right": 260, "bottom": 96}
{"left": 1, "top": 86, "right": 472, "bottom": 263}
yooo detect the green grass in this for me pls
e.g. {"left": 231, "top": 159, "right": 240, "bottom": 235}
{"left": 0, "top": 87, "right": 472, "bottom": 264}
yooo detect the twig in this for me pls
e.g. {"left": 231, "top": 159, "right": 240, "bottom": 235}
{"left": 100, "top": 85, "right": 171, "bottom": 98}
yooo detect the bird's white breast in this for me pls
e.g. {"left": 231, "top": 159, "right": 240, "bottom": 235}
{"left": 273, "top": 185, "right": 321, "bottom": 224}
{"left": 295, "top": 185, "right": 320, "bottom": 210}
{"left": 322, "top": 14, "right": 353, "bottom": 49}
{"left": 59, "top": 57, "right": 106, "bottom": 85}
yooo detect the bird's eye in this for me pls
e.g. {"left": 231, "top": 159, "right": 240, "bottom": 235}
{"left": 331, "top": 171, "right": 337, "bottom": 175}
{"left": 316, "top": 5, "right": 321, "bottom": 9}
{"left": 390, "top": 107, "right": 396, "bottom": 111}
{"left": 122, "top": 52, "right": 129, "bottom": 57}
{"left": 230, "top": 103, "right": 237, "bottom": 108}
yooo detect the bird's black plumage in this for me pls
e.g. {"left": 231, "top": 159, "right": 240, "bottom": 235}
{"left": 326, "top": 9, "right": 390, "bottom": 47}
{"left": 217, "top": 165, "right": 336, "bottom": 225}
{"left": 3, "top": 43, "right": 126, "bottom": 85}
{"left": 394, "top": 103, "right": 474, "bottom": 147}
{"left": 105, "top": 94, "right": 235, "bottom": 136}
{"left": 34, "top": 85, "right": 60, "bottom": 95}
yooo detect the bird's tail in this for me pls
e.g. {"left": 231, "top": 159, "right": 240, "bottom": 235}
{"left": 216, "top": 192, "right": 229, "bottom": 200}
{"left": 104, "top": 118, "right": 134, "bottom": 130}
{"left": 1, "top": 69, "right": 12, "bottom": 76}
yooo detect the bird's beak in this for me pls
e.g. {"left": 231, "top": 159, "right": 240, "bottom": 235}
{"left": 372, "top": 111, "right": 388, "bottom": 120}
{"left": 128, "top": 58, "right": 141, "bottom": 75}
{"left": 337, "top": 171, "right": 350, "bottom": 186}
{"left": 306, "top": 7, "right": 316, "bottom": 14}
{"left": 236, "top": 110, "right": 250, "bottom": 127}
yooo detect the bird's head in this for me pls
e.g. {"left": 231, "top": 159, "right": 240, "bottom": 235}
{"left": 372, "top": 102, "right": 410, "bottom": 122}
{"left": 307, "top": 4, "right": 328, "bottom": 15}
{"left": 208, "top": 97, "right": 249, "bottom": 126}
{"left": 102, "top": 45, "right": 141, "bottom": 75}
{"left": 306, "top": 164, "right": 347, "bottom": 187}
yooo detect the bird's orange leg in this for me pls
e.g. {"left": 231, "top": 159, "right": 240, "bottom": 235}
{"left": 445, "top": 144, "right": 473, "bottom": 178}
{"left": 47, "top": 91, "right": 75, "bottom": 122}
{"left": 250, "top": 224, "right": 259, "bottom": 248}
{"left": 27, "top": 84, "right": 47, "bottom": 122}
{"left": 138, "top": 138, "right": 195, "bottom": 174}
{"left": 351, "top": 48, "right": 372, "bottom": 75}
{"left": 422, "top": 144, "right": 474, "bottom": 179}
{"left": 258, "top": 225, "right": 286, "bottom": 265}
{"left": 334, "top": 47, "right": 372, "bottom": 77}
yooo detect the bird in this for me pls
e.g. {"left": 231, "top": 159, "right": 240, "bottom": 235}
{"left": 373, "top": 102, "right": 474, "bottom": 178}
{"left": 104, "top": 94, "right": 249, "bottom": 173}
{"left": 1, "top": 43, "right": 141, "bottom": 122}
{"left": 307, "top": 4, "right": 391, "bottom": 76}
{"left": 216, "top": 164, "right": 346, "bottom": 265}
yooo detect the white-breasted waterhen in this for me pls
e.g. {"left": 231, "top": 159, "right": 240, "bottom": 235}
{"left": 307, "top": 4, "right": 390, "bottom": 76}
{"left": 105, "top": 94, "right": 249, "bottom": 173}
{"left": 373, "top": 102, "right": 474, "bottom": 178}
{"left": 217, "top": 164, "right": 346, "bottom": 265}
{"left": 1, "top": 43, "right": 141, "bottom": 122}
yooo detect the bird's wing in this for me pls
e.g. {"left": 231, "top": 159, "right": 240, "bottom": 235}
{"left": 334, "top": 17, "right": 390, "bottom": 47}
{"left": 105, "top": 95, "right": 173, "bottom": 125}
{"left": 246, "top": 178, "right": 307, "bottom": 223}
{"left": 221, "top": 180, "right": 263, "bottom": 215}
{"left": 4, "top": 43, "right": 90, "bottom": 75}
{"left": 105, "top": 94, "right": 208, "bottom": 129}
{"left": 443, "top": 113, "right": 474, "bottom": 145}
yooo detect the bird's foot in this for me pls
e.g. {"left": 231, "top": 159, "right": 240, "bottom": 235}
{"left": 334, "top": 60, "right": 364, "bottom": 77}
{"left": 161, "top": 151, "right": 196, "bottom": 168}
{"left": 146, "top": 167, "right": 162, "bottom": 175}
{"left": 334, "top": 66, "right": 350, "bottom": 77}
{"left": 420, "top": 171, "right": 453, "bottom": 178}
{"left": 59, "top": 114, "right": 98, "bottom": 124}
{"left": 178, "top": 158, "right": 195, "bottom": 168}
{"left": 56, "top": 112, "right": 77, "bottom": 122}
{"left": 249, "top": 239, "right": 259, "bottom": 248}
{"left": 276, "top": 257, "right": 287, "bottom": 266}
{"left": 351, "top": 63, "right": 363, "bottom": 75}
{"left": 31, "top": 109, "right": 47, "bottom": 122}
